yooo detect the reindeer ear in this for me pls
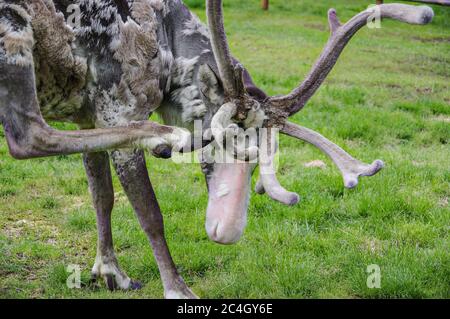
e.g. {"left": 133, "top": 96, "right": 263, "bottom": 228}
{"left": 198, "top": 63, "right": 224, "bottom": 105}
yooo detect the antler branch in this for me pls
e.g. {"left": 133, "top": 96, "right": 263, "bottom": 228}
{"left": 207, "top": 0, "right": 265, "bottom": 161}
{"left": 203, "top": 1, "right": 432, "bottom": 205}
{"left": 282, "top": 122, "right": 384, "bottom": 189}
{"left": 256, "top": 128, "right": 300, "bottom": 205}
{"left": 206, "top": 0, "right": 245, "bottom": 99}
{"left": 269, "top": 4, "right": 434, "bottom": 115}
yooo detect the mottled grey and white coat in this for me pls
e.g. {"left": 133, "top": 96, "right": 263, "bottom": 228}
{"left": 0, "top": 0, "right": 233, "bottom": 298}
{"left": 0, "top": 0, "right": 433, "bottom": 298}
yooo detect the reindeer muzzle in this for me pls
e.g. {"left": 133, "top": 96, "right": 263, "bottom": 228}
{"left": 205, "top": 162, "right": 254, "bottom": 244}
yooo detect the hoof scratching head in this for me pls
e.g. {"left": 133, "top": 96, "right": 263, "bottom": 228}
{"left": 419, "top": 6, "right": 434, "bottom": 25}
{"left": 152, "top": 144, "right": 172, "bottom": 159}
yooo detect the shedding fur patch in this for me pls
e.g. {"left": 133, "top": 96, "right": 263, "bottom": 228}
{"left": 148, "top": 0, "right": 171, "bottom": 17}
{"left": 109, "top": 0, "right": 163, "bottom": 114}
{"left": 199, "top": 63, "right": 223, "bottom": 106}
{"left": 158, "top": 47, "right": 175, "bottom": 93}
{"left": 77, "top": 0, "right": 122, "bottom": 44}
{"left": 172, "top": 85, "right": 207, "bottom": 123}
{"left": 91, "top": 0, "right": 171, "bottom": 131}
{"left": 170, "top": 56, "right": 207, "bottom": 123}
{"left": 28, "top": 0, "right": 88, "bottom": 120}
{"left": 182, "top": 13, "right": 209, "bottom": 39}
{"left": 0, "top": 4, "right": 34, "bottom": 66}
{"left": 29, "top": 2, "right": 87, "bottom": 78}
{"left": 91, "top": 85, "right": 146, "bottom": 128}
{"left": 171, "top": 56, "right": 198, "bottom": 87}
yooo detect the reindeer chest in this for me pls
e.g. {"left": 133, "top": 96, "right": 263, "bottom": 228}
{"left": 86, "top": 48, "right": 164, "bottom": 128}
{"left": 81, "top": 2, "right": 165, "bottom": 128}
{"left": 34, "top": 53, "right": 85, "bottom": 123}
{"left": 30, "top": 2, "right": 88, "bottom": 123}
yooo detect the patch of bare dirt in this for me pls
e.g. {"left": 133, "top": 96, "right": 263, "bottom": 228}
{"left": 438, "top": 197, "right": 448, "bottom": 208}
{"left": 412, "top": 36, "right": 450, "bottom": 44}
{"left": 360, "top": 238, "right": 384, "bottom": 255}
{"left": 303, "top": 23, "right": 326, "bottom": 31}
{"left": 385, "top": 83, "right": 403, "bottom": 90}
{"left": 431, "top": 115, "right": 450, "bottom": 123}
{"left": 2, "top": 218, "right": 60, "bottom": 242}
{"left": 70, "top": 196, "right": 87, "bottom": 210}
{"left": 415, "top": 87, "right": 433, "bottom": 95}
{"left": 304, "top": 160, "right": 327, "bottom": 169}
{"left": 114, "top": 191, "right": 128, "bottom": 204}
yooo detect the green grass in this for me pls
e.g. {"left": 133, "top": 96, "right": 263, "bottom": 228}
{"left": 0, "top": 0, "right": 449, "bottom": 298}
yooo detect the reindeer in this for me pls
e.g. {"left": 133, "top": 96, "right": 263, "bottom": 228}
{"left": 0, "top": 0, "right": 433, "bottom": 298}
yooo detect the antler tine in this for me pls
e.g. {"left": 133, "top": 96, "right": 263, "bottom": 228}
{"left": 207, "top": 1, "right": 265, "bottom": 161}
{"left": 269, "top": 4, "right": 434, "bottom": 116}
{"left": 282, "top": 122, "right": 384, "bottom": 189}
{"left": 206, "top": 0, "right": 245, "bottom": 99}
{"left": 256, "top": 128, "right": 300, "bottom": 205}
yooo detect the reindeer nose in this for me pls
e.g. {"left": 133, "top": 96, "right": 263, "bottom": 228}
{"left": 206, "top": 218, "right": 245, "bottom": 245}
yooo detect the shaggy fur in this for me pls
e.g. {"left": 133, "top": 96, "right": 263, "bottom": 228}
{"left": 0, "top": 3, "right": 34, "bottom": 66}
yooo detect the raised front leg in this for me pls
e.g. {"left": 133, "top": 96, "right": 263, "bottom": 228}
{"left": 111, "top": 149, "right": 197, "bottom": 299}
{"left": 0, "top": 3, "right": 191, "bottom": 160}
{"left": 83, "top": 152, "right": 141, "bottom": 291}
{"left": 0, "top": 62, "right": 191, "bottom": 159}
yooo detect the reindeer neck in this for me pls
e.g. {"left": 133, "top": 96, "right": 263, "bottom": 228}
{"left": 153, "top": 1, "right": 225, "bottom": 129}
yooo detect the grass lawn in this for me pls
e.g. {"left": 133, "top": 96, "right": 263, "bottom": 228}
{"left": 0, "top": 0, "right": 449, "bottom": 298}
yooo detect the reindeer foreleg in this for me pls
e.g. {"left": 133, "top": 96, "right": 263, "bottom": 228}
{"left": 0, "top": 3, "right": 191, "bottom": 160}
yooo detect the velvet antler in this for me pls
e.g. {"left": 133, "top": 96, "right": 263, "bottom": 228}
{"left": 206, "top": 0, "right": 433, "bottom": 204}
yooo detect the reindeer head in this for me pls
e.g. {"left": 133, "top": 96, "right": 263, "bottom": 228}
{"left": 201, "top": 1, "right": 433, "bottom": 244}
